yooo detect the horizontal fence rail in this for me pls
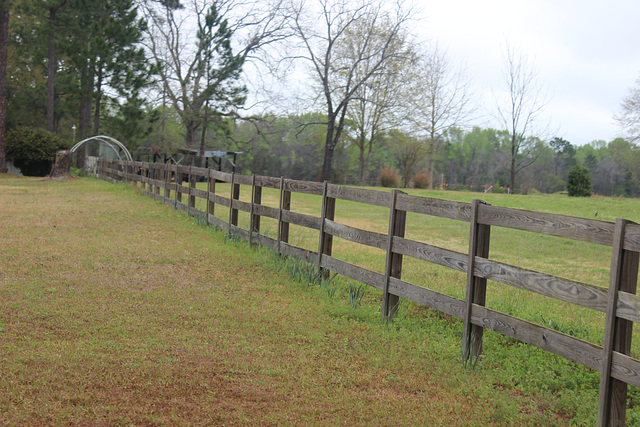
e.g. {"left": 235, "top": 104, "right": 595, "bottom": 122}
{"left": 97, "top": 158, "right": 639, "bottom": 426}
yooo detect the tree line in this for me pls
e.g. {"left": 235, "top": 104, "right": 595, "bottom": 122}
{"left": 0, "top": 0, "right": 639, "bottom": 197}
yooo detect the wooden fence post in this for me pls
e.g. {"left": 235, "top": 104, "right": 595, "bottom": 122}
{"left": 276, "top": 177, "right": 291, "bottom": 253}
{"left": 164, "top": 164, "right": 172, "bottom": 201}
{"left": 176, "top": 167, "right": 183, "bottom": 204}
{"left": 462, "top": 199, "right": 491, "bottom": 365}
{"left": 250, "top": 175, "right": 261, "bottom": 244}
{"left": 382, "top": 189, "right": 406, "bottom": 321}
{"left": 281, "top": 179, "right": 291, "bottom": 245}
{"left": 317, "top": 181, "right": 336, "bottom": 275}
{"left": 207, "top": 169, "right": 216, "bottom": 223}
{"left": 598, "top": 219, "right": 639, "bottom": 426}
{"left": 189, "top": 166, "right": 196, "bottom": 214}
{"left": 228, "top": 172, "right": 240, "bottom": 228}
{"left": 155, "top": 164, "right": 162, "bottom": 198}
{"left": 276, "top": 177, "right": 285, "bottom": 253}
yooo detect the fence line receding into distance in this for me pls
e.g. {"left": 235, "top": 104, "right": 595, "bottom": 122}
{"left": 98, "top": 158, "right": 640, "bottom": 426}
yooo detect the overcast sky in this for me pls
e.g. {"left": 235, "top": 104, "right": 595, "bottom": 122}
{"left": 414, "top": 0, "right": 640, "bottom": 145}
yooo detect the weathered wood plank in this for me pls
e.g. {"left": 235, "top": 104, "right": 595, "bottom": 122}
{"left": 233, "top": 199, "right": 253, "bottom": 214}
{"left": 475, "top": 258, "right": 609, "bottom": 312}
{"left": 326, "top": 184, "right": 391, "bottom": 207}
{"left": 320, "top": 255, "right": 386, "bottom": 290}
{"left": 190, "top": 188, "right": 208, "bottom": 199}
{"left": 611, "top": 352, "right": 640, "bottom": 389}
{"left": 471, "top": 304, "right": 602, "bottom": 372}
{"left": 176, "top": 202, "right": 189, "bottom": 213}
{"left": 253, "top": 204, "right": 279, "bottom": 220}
{"left": 388, "top": 277, "right": 465, "bottom": 319}
{"left": 280, "top": 242, "right": 318, "bottom": 264}
{"left": 229, "top": 225, "right": 250, "bottom": 242}
{"left": 210, "top": 169, "right": 232, "bottom": 183}
{"left": 395, "top": 193, "right": 472, "bottom": 221}
{"left": 207, "top": 214, "right": 228, "bottom": 231}
{"left": 624, "top": 223, "right": 640, "bottom": 252}
{"left": 478, "top": 204, "right": 615, "bottom": 247}
{"left": 617, "top": 291, "right": 640, "bottom": 323}
{"left": 211, "top": 194, "right": 230, "bottom": 208}
{"left": 253, "top": 233, "right": 279, "bottom": 251}
{"left": 177, "top": 165, "right": 190, "bottom": 174}
{"left": 191, "top": 166, "right": 209, "bottom": 178}
{"left": 188, "top": 208, "right": 206, "bottom": 218}
{"left": 284, "top": 179, "right": 324, "bottom": 195}
{"left": 391, "top": 237, "right": 467, "bottom": 273}
{"left": 282, "top": 210, "right": 322, "bottom": 230}
{"left": 175, "top": 184, "right": 189, "bottom": 194}
{"left": 323, "top": 219, "right": 388, "bottom": 250}
{"left": 254, "top": 175, "right": 281, "bottom": 189}
{"left": 233, "top": 174, "right": 253, "bottom": 186}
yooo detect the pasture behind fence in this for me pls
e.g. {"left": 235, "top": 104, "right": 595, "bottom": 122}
{"left": 98, "top": 158, "right": 640, "bottom": 426}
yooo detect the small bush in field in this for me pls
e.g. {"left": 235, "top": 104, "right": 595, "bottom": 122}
{"left": 6, "top": 127, "right": 68, "bottom": 176}
{"left": 379, "top": 167, "right": 400, "bottom": 188}
{"left": 411, "top": 173, "right": 430, "bottom": 189}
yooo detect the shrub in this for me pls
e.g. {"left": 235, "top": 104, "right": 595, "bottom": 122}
{"left": 411, "top": 173, "right": 430, "bottom": 189}
{"left": 379, "top": 167, "right": 400, "bottom": 188}
{"left": 6, "top": 127, "right": 68, "bottom": 176}
{"left": 567, "top": 165, "right": 592, "bottom": 197}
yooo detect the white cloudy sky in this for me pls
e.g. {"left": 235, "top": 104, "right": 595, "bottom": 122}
{"left": 413, "top": 0, "right": 640, "bottom": 145}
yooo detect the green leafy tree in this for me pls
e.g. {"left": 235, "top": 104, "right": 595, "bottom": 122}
{"left": 567, "top": 164, "right": 591, "bottom": 197}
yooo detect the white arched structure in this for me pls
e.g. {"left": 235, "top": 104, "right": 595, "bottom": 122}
{"left": 70, "top": 135, "right": 133, "bottom": 162}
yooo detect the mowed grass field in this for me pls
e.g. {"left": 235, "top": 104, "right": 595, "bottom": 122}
{"left": 1, "top": 174, "right": 639, "bottom": 425}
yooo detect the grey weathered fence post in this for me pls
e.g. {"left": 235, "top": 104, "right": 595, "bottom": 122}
{"left": 207, "top": 168, "right": 216, "bottom": 223}
{"left": 276, "top": 177, "right": 291, "bottom": 253}
{"left": 382, "top": 189, "right": 406, "bottom": 321}
{"left": 176, "top": 167, "right": 184, "bottom": 205}
{"left": 164, "top": 164, "right": 172, "bottom": 201}
{"left": 228, "top": 172, "right": 240, "bottom": 228}
{"left": 317, "top": 181, "right": 336, "bottom": 276}
{"left": 462, "top": 199, "right": 491, "bottom": 364}
{"left": 598, "top": 218, "right": 639, "bottom": 426}
{"left": 188, "top": 166, "right": 196, "bottom": 214}
{"left": 250, "top": 175, "right": 261, "bottom": 245}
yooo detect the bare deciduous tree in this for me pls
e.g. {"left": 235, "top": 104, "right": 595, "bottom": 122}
{"left": 144, "top": 0, "right": 289, "bottom": 149}
{"left": 289, "top": 0, "right": 412, "bottom": 182}
{"left": 615, "top": 74, "right": 640, "bottom": 142}
{"left": 406, "top": 44, "right": 474, "bottom": 188}
{"left": 495, "top": 44, "right": 549, "bottom": 193}
{"left": 342, "top": 19, "right": 414, "bottom": 186}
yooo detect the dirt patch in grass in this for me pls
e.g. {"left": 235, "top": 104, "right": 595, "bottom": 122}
{"left": 0, "top": 176, "right": 562, "bottom": 425}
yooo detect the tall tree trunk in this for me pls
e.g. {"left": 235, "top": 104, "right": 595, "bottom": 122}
{"left": 92, "top": 64, "right": 103, "bottom": 135}
{"left": 47, "top": 9, "right": 56, "bottom": 132}
{"left": 46, "top": 0, "right": 66, "bottom": 133}
{"left": 357, "top": 132, "right": 366, "bottom": 186}
{"left": 0, "top": 3, "right": 8, "bottom": 173}
{"left": 321, "top": 118, "right": 336, "bottom": 182}
{"left": 77, "top": 61, "right": 94, "bottom": 169}
{"left": 510, "top": 134, "right": 517, "bottom": 194}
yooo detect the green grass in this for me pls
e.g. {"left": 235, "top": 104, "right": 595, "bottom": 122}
{"left": 170, "top": 179, "right": 640, "bottom": 424}
{"left": 4, "top": 174, "right": 640, "bottom": 424}
{"left": 1, "top": 174, "right": 562, "bottom": 425}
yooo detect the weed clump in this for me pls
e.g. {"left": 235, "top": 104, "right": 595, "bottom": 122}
{"left": 379, "top": 167, "right": 400, "bottom": 188}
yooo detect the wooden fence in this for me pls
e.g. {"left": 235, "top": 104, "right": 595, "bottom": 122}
{"left": 98, "top": 158, "right": 640, "bottom": 426}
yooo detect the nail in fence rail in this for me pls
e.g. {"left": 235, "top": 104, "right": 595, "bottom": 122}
{"left": 97, "top": 159, "right": 640, "bottom": 426}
